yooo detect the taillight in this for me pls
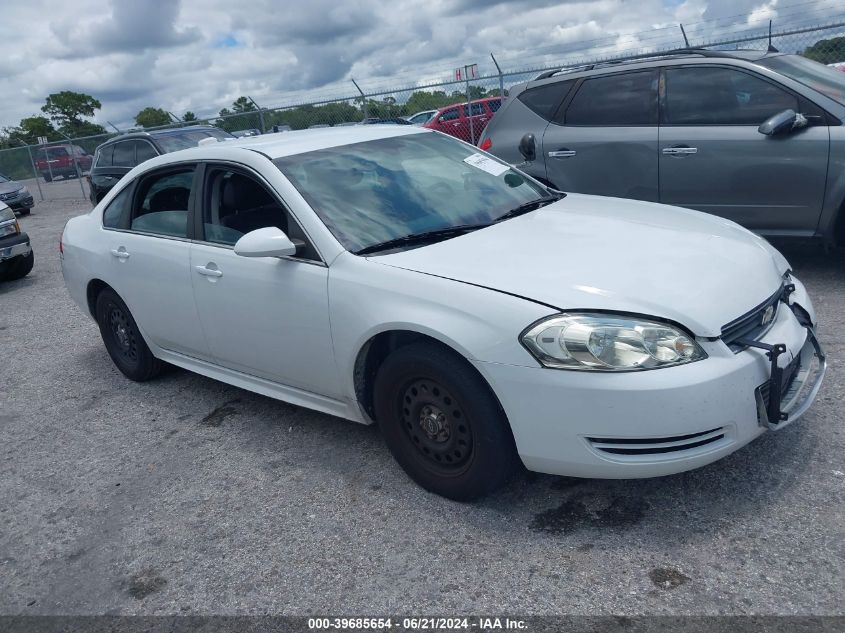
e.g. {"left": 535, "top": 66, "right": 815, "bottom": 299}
{"left": 479, "top": 138, "right": 492, "bottom": 151}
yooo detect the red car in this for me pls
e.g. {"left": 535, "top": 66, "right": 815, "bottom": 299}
{"left": 35, "top": 145, "right": 93, "bottom": 182}
{"left": 424, "top": 97, "right": 503, "bottom": 144}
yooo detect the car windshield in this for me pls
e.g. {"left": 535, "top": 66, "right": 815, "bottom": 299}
{"left": 0, "top": 174, "right": 9, "bottom": 183}
{"left": 275, "top": 132, "right": 549, "bottom": 253}
{"left": 757, "top": 55, "right": 845, "bottom": 106}
{"left": 154, "top": 129, "right": 233, "bottom": 152}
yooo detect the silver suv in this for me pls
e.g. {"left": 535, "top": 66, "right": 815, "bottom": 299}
{"left": 479, "top": 49, "right": 845, "bottom": 246}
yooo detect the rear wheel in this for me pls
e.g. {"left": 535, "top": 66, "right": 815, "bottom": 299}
{"left": 373, "top": 342, "right": 519, "bottom": 501}
{"left": 42, "top": 173, "right": 52, "bottom": 182}
{"left": 95, "top": 287, "right": 162, "bottom": 381}
{"left": 0, "top": 251, "right": 34, "bottom": 281}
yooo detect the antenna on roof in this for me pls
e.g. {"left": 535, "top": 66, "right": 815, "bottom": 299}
{"left": 679, "top": 24, "right": 690, "bottom": 48}
{"left": 767, "top": 20, "right": 779, "bottom": 52}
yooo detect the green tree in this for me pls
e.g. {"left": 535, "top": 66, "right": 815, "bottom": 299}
{"left": 135, "top": 107, "right": 171, "bottom": 128}
{"left": 4, "top": 116, "right": 58, "bottom": 145}
{"left": 182, "top": 111, "right": 198, "bottom": 122}
{"left": 41, "top": 91, "right": 106, "bottom": 136}
{"left": 232, "top": 96, "right": 256, "bottom": 113}
{"left": 803, "top": 36, "right": 845, "bottom": 64}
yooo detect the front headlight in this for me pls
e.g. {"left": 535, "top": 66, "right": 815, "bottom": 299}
{"left": 520, "top": 313, "right": 707, "bottom": 371}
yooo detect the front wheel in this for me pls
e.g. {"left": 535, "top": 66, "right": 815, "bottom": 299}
{"left": 95, "top": 287, "right": 162, "bottom": 381}
{"left": 373, "top": 342, "right": 519, "bottom": 501}
{"left": 42, "top": 173, "right": 52, "bottom": 182}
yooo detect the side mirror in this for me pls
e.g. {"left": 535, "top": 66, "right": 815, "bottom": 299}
{"left": 234, "top": 227, "right": 297, "bottom": 258}
{"left": 758, "top": 109, "right": 808, "bottom": 136}
{"left": 519, "top": 133, "right": 536, "bottom": 162}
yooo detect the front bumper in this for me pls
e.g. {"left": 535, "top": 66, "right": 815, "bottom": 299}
{"left": 0, "top": 193, "right": 34, "bottom": 210}
{"left": 0, "top": 233, "right": 32, "bottom": 263}
{"left": 473, "top": 296, "right": 825, "bottom": 479}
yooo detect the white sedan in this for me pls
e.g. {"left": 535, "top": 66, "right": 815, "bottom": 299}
{"left": 60, "top": 126, "right": 826, "bottom": 500}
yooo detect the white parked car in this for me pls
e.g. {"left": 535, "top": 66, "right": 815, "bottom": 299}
{"left": 60, "top": 126, "right": 826, "bottom": 500}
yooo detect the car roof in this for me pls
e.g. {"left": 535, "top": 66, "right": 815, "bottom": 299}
{"left": 149, "top": 125, "right": 430, "bottom": 163}
{"left": 532, "top": 48, "right": 779, "bottom": 81}
{"left": 99, "top": 126, "right": 224, "bottom": 146}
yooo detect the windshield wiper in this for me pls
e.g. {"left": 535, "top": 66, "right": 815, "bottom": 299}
{"left": 355, "top": 224, "right": 489, "bottom": 255}
{"left": 493, "top": 193, "right": 564, "bottom": 224}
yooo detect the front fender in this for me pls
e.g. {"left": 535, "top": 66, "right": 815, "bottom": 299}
{"left": 328, "top": 252, "right": 553, "bottom": 403}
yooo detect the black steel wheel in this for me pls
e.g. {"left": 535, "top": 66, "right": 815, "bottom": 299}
{"left": 95, "top": 287, "right": 162, "bottom": 381}
{"left": 374, "top": 342, "right": 519, "bottom": 501}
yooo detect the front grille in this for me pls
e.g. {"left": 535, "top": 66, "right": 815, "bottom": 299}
{"left": 0, "top": 191, "right": 19, "bottom": 201}
{"left": 587, "top": 427, "right": 726, "bottom": 456}
{"left": 721, "top": 287, "right": 784, "bottom": 352}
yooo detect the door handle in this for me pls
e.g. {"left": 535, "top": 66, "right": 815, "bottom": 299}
{"left": 110, "top": 248, "right": 130, "bottom": 260}
{"left": 548, "top": 150, "right": 576, "bottom": 158}
{"left": 195, "top": 265, "right": 223, "bottom": 278}
{"left": 662, "top": 146, "right": 698, "bottom": 156}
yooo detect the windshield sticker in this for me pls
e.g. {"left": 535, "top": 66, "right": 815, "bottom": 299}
{"left": 463, "top": 153, "right": 510, "bottom": 177}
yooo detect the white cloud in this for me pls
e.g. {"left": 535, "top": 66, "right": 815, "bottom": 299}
{"left": 0, "top": 0, "right": 840, "bottom": 131}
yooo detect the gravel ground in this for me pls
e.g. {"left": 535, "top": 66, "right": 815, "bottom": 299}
{"left": 0, "top": 196, "right": 843, "bottom": 616}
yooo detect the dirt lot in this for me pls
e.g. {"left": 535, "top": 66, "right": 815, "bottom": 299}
{"left": 1, "top": 195, "right": 843, "bottom": 615}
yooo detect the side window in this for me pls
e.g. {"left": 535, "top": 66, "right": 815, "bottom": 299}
{"left": 518, "top": 80, "right": 575, "bottom": 122}
{"left": 202, "top": 168, "right": 320, "bottom": 261}
{"left": 135, "top": 141, "right": 158, "bottom": 164}
{"left": 129, "top": 168, "right": 194, "bottom": 238}
{"left": 470, "top": 102, "right": 486, "bottom": 116}
{"left": 663, "top": 67, "right": 799, "bottom": 125}
{"left": 565, "top": 71, "right": 658, "bottom": 126}
{"left": 102, "top": 185, "right": 132, "bottom": 229}
{"left": 96, "top": 145, "right": 114, "bottom": 168}
{"left": 488, "top": 99, "right": 503, "bottom": 112}
{"left": 112, "top": 142, "right": 135, "bottom": 167}
{"left": 439, "top": 108, "right": 460, "bottom": 122}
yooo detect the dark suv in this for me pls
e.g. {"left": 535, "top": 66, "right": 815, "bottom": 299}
{"left": 480, "top": 49, "right": 845, "bottom": 246}
{"left": 88, "top": 126, "right": 234, "bottom": 203}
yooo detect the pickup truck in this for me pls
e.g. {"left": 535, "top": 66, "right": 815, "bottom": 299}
{"left": 35, "top": 145, "right": 93, "bottom": 182}
{"left": 0, "top": 202, "right": 33, "bottom": 281}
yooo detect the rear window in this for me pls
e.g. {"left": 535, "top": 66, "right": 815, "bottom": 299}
{"left": 518, "top": 80, "right": 575, "bottom": 121}
{"left": 565, "top": 71, "right": 658, "bottom": 126}
{"left": 37, "top": 147, "right": 69, "bottom": 159}
{"left": 96, "top": 145, "right": 114, "bottom": 167}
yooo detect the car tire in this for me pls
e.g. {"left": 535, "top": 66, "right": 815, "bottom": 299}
{"left": 17, "top": 208, "right": 31, "bottom": 216}
{"left": 42, "top": 173, "right": 52, "bottom": 182}
{"left": 373, "top": 342, "right": 519, "bottom": 501}
{"left": 0, "top": 251, "right": 34, "bottom": 281}
{"left": 95, "top": 287, "right": 163, "bottom": 382}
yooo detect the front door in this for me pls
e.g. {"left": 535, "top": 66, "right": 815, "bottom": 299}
{"left": 189, "top": 165, "right": 341, "bottom": 398}
{"left": 659, "top": 65, "right": 829, "bottom": 232}
{"left": 540, "top": 69, "right": 660, "bottom": 201}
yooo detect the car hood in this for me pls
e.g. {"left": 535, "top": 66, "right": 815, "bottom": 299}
{"left": 370, "top": 194, "right": 789, "bottom": 336}
{"left": 0, "top": 182, "right": 23, "bottom": 195}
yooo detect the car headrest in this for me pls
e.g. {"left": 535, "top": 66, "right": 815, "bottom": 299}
{"left": 221, "top": 174, "right": 272, "bottom": 210}
{"left": 149, "top": 187, "right": 189, "bottom": 213}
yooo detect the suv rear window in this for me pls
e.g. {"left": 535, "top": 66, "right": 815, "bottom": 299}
{"left": 518, "top": 80, "right": 575, "bottom": 121}
{"left": 565, "top": 71, "right": 658, "bottom": 126}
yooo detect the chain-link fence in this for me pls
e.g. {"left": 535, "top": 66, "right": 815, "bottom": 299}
{"left": 2, "top": 18, "right": 845, "bottom": 205}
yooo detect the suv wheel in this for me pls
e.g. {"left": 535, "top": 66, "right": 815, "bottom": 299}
{"left": 373, "top": 342, "right": 519, "bottom": 501}
{"left": 95, "top": 287, "right": 163, "bottom": 381}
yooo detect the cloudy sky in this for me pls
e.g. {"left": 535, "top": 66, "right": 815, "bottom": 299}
{"left": 0, "top": 0, "right": 842, "bottom": 130}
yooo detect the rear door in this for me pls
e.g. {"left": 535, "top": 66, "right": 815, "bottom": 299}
{"left": 659, "top": 64, "right": 829, "bottom": 232}
{"left": 541, "top": 69, "right": 660, "bottom": 201}
{"left": 100, "top": 164, "right": 212, "bottom": 359}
